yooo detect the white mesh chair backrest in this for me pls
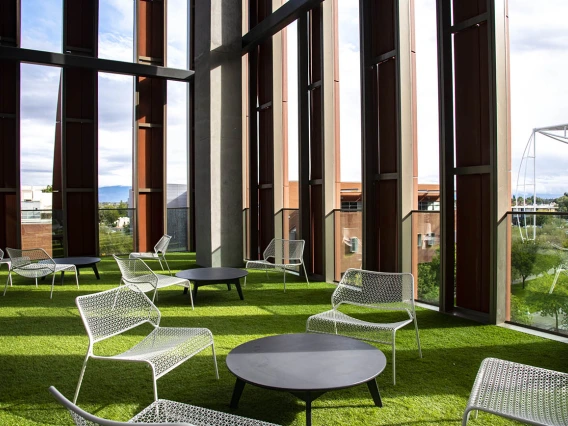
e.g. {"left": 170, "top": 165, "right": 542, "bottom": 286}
{"left": 0, "top": 248, "right": 3, "bottom": 259}
{"left": 6, "top": 247, "right": 55, "bottom": 275}
{"left": 75, "top": 286, "right": 160, "bottom": 344}
{"left": 263, "top": 239, "right": 305, "bottom": 264}
{"left": 154, "top": 234, "right": 172, "bottom": 254}
{"left": 49, "top": 387, "right": 190, "bottom": 426}
{"left": 332, "top": 269, "right": 416, "bottom": 315}
{"left": 114, "top": 255, "right": 158, "bottom": 286}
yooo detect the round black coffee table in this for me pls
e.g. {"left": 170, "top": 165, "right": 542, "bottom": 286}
{"left": 227, "top": 333, "right": 386, "bottom": 426}
{"left": 43, "top": 257, "right": 101, "bottom": 284}
{"left": 176, "top": 267, "right": 247, "bottom": 302}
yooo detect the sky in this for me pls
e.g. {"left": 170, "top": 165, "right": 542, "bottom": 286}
{"left": 18, "top": 0, "right": 568, "bottom": 198}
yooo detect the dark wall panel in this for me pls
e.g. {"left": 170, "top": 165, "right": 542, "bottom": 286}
{"left": 378, "top": 59, "right": 397, "bottom": 174}
{"left": 453, "top": 0, "right": 487, "bottom": 23}
{"left": 376, "top": 179, "right": 398, "bottom": 271}
{"left": 66, "top": 0, "right": 96, "bottom": 51}
{"left": 455, "top": 174, "right": 490, "bottom": 312}
{"left": 67, "top": 193, "right": 96, "bottom": 255}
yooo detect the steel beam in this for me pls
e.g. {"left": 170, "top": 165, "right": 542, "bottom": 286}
{"left": 242, "top": 0, "right": 324, "bottom": 54}
{"left": 0, "top": 45, "right": 193, "bottom": 82}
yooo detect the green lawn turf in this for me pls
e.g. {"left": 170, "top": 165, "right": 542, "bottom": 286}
{"left": 0, "top": 252, "right": 566, "bottom": 425}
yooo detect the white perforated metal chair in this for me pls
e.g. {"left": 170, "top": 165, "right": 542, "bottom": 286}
{"left": 306, "top": 268, "right": 422, "bottom": 385}
{"left": 0, "top": 248, "right": 12, "bottom": 287}
{"left": 463, "top": 357, "right": 568, "bottom": 426}
{"left": 3, "top": 247, "right": 78, "bottom": 298}
{"left": 73, "top": 286, "right": 218, "bottom": 404}
{"left": 129, "top": 234, "right": 172, "bottom": 275}
{"left": 244, "top": 239, "right": 309, "bottom": 292}
{"left": 50, "top": 386, "right": 279, "bottom": 426}
{"left": 114, "top": 255, "right": 193, "bottom": 309}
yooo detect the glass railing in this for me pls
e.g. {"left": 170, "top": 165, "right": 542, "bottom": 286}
{"left": 167, "top": 207, "right": 189, "bottom": 252}
{"left": 334, "top": 209, "right": 363, "bottom": 282}
{"left": 508, "top": 211, "right": 568, "bottom": 336}
{"left": 98, "top": 208, "right": 135, "bottom": 256}
{"left": 412, "top": 211, "right": 441, "bottom": 306}
{"left": 21, "top": 209, "right": 64, "bottom": 257}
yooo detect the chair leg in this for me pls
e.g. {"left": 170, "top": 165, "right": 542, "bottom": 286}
{"left": 73, "top": 355, "right": 90, "bottom": 404}
{"left": 462, "top": 408, "right": 473, "bottom": 426}
{"left": 414, "top": 316, "right": 422, "bottom": 358}
{"left": 74, "top": 267, "right": 79, "bottom": 290}
{"left": 35, "top": 277, "right": 38, "bottom": 288}
{"left": 302, "top": 262, "right": 309, "bottom": 286}
{"left": 162, "top": 256, "right": 172, "bottom": 276}
{"left": 3, "top": 272, "right": 11, "bottom": 296}
{"left": 152, "top": 287, "right": 158, "bottom": 303}
{"left": 392, "top": 332, "right": 396, "bottom": 386}
{"left": 157, "top": 257, "right": 165, "bottom": 272}
{"left": 151, "top": 368, "right": 159, "bottom": 401}
{"left": 244, "top": 275, "right": 247, "bottom": 288}
{"left": 187, "top": 281, "right": 194, "bottom": 310}
{"left": 211, "top": 343, "right": 219, "bottom": 379}
{"left": 50, "top": 274, "right": 56, "bottom": 299}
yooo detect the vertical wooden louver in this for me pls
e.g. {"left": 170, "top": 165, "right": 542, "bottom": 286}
{"left": 59, "top": 0, "right": 99, "bottom": 256}
{"left": 0, "top": 0, "right": 20, "bottom": 250}
{"left": 248, "top": 0, "right": 275, "bottom": 260}
{"left": 361, "top": 0, "right": 400, "bottom": 272}
{"left": 135, "top": 0, "right": 166, "bottom": 252}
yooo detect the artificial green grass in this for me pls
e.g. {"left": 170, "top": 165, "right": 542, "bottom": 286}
{"left": 0, "top": 253, "right": 566, "bottom": 425}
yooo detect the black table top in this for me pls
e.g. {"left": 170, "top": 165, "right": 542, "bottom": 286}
{"left": 176, "top": 267, "right": 247, "bottom": 281}
{"left": 226, "top": 333, "right": 386, "bottom": 392}
{"left": 52, "top": 257, "right": 101, "bottom": 265}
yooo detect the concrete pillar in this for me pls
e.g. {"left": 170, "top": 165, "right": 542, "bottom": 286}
{"left": 194, "top": 1, "right": 243, "bottom": 267}
{"left": 323, "top": 0, "right": 339, "bottom": 282}
{"left": 398, "top": 0, "right": 417, "bottom": 274}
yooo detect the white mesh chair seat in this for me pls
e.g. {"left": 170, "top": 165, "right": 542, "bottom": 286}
{"left": 244, "top": 239, "right": 309, "bottom": 292}
{"left": 463, "top": 357, "right": 568, "bottom": 426}
{"left": 114, "top": 255, "right": 193, "bottom": 309}
{"left": 3, "top": 247, "right": 78, "bottom": 298}
{"left": 50, "top": 387, "right": 280, "bottom": 426}
{"left": 306, "top": 268, "right": 422, "bottom": 385}
{"left": 129, "top": 234, "right": 172, "bottom": 275}
{"left": 112, "top": 327, "right": 214, "bottom": 377}
{"left": 73, "top": 286, "right": 218, "bottom": 404}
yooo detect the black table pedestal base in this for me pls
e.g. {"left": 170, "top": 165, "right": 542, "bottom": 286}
{"left": 229, "top": 378, "right": 382, "bottom": 426}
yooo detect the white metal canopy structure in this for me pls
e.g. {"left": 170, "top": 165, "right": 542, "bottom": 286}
{"left": 514, "top": 124, "right": 568, "bottom": 241}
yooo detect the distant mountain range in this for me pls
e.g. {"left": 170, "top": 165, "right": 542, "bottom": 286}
{"left": 99, "top": 186, "right": 131, "bottom": 203}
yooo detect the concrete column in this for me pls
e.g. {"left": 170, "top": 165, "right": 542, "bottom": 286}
{"left": 194, "top": 1, "right": 243, "bottom": 267}
{"left": 272, "top": 0, "right": 285, "bottom": 241}
{"left": 492, "top": 0, "right": 511, "bottom": 324}
{"left": 323, "top": 0, "right": 339, "bottom": 282}
{"left": 398, "top": 0, "right": 417, "bottom": 274}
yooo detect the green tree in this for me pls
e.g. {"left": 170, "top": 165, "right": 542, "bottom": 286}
{"left": 555, "top": 193, "right": 568, "bottom": 212}
{"left": 510, "top": 294, "right": 532, "bottom": 325}
{"left": 511, "top": 240, "right": 538, "bottom": 289}
{"left": 526, "top": 278, "right": 568, "bottom": 333}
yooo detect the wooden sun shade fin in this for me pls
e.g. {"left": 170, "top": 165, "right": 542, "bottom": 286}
{"left": 453, "top": 0, "right": 491, "bottom": 313}
{"left": 307, "top": 6, "right": 324, "bottom": 277}
{"left": 249, "top": 0, "right": 274, "bottom": 259}
{"left": 362, "top": 0, "right": 399, "bottom": 272}
{"left": 136, "top": 0, "right": 165, "bottom": 252}
{"left": 61, "top": 0, "right": 98, "bottom": 256}
{"left": 0, "top": 0, "right": 20, "bottom": 249}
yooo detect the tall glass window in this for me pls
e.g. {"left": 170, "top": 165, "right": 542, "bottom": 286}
{"left": 98, "top": 73, "right": 134, "bottom": 255}
{"left": 20, "top": 64, "right": 61, "bottom": 253}
{"left": 21, "top": 0, "right": 63, "bottom": 53}
{"left": 98, "top": 0, "right": 134, "bottom": 62}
